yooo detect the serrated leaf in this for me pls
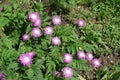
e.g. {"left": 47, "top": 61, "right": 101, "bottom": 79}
{"left": 27, "top": 69, "right": 34, "bottom": 79}
{"left": 8, "top": 62, "right": 18, "bottom": 70}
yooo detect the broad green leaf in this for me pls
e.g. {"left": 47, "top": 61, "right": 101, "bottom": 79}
{"left": 0, "top": 17, "right": 9, "bottom": 29}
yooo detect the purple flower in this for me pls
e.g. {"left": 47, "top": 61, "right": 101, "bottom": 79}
{"left": 64, "top": 53, "right": 73, "bottom": 64}
{"left": 53, "top": 71, "right": 61, "bottom": 77}
{"left": 77, "top": 51, "right": 86, "bottom": 59}
{"left": 52, "top": 36, "right": 61, "bottom": 46}
{"left": 86, "top": 53, "right": 94, "bottom": 61}
{"left": 62, "top": 67, "right": 73, "bottom": 78}
{"left": 0, "top": 8, "right": 2, "bottom": 12}
{"left": 19, "top": 53, "right": 33, "bottom": 67}
{"left": 52, "top": 15, "right": 62, "bottom": 25}
{"left": 77, "top": 19, "right": 85, "bottom": 27}
{"left": 44, "top": 26, "right": 54, "bottom": 36}
{"left": 27, "top": 51, "right": 36, "bottom": 58}
{"left": 0, "top": 72, "right": 6, "bottom": 80}
{"left": 22, "top": 34, "right": 30, "bottom": 41}
{"left": 92, "top": 58, "right": 101, "bottom": 68}
{"left": 31, "top": 28, "right": 42, "bottom": 38}
{"left": 28, "top": 12, "right": 40, "bottom": 23}
{"left": 32, "top": 18, "right": 42, "bottom": 27}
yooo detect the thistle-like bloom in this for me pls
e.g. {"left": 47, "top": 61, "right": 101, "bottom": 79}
{"left": 19, "top": 53, "right": 33, "bottom": 67}
{"left": 0, "top": 72, "right": 6, "bottom": 80}
{"left": 86, "top": 53, "right": 94, "bottom": 61}
{"left": 77, "top": 19, "right": 85, "bottom": 27}
{"left": 64, "top": 53, "right": 73, "bottom": 64}
{"left": 32, "top": 18, "right": 42, "bottom": 27}
{"left": 52, "top": 36, "right": 61, "bottom": 45}
{"left": 92, "top": 58, "right": 101, "bottom": 68}
{"left": 62, "top": 67, "right": 73, "bottom": 78}
{"left": 22, "top": 34, "right": 30, "bottom": 41}
{"left": 44, "top": 26, "right": 54, "bottom": 36}
{"left": 52, "top": 15, "right": 62, "bottom": 25}
{"left": 28, "top": 51, "right": 36, "bottom": 58}
{"left": 53, "top": 71, "right": 61, "bottom": 77}
{"left": 31, "top": 28, "right": 42, "bottom": 38}
{"left": 28, "top": 12, "right": 40, "bottom": 23}
{"left": 0, "top": 8, "right": 2, "bottom": 12}
{"left": 77, "top": 51, "right": 86, "bottom": 59}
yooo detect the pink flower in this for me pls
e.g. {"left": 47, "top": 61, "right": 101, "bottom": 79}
{"left": 44, "top": 26, "right": 54, "bottom": 36}
{"left": 92, "top": 58, "right": 101, "bottom": 68}
{"left": 77, "top": 19, "right": 85, "bottom": 27}
{"left": 86, "top": 53, "right": 94, "bottom": 61}
{"left": 32, "top": 18, "right": 42, "bottom": 27}
{"left": 22, "top": 34, "right": 30, "bottom": 41}
{"left": 0, "top": 72, "right": 6, "bottom": 80}
{"left": 0, "top": 8, "right": 2, "bottom": 12}
{"left": 53, "top": 71, "right": 61, "bottom": 77}
{"left": 77, "top": 51, "right": 86, "bottom": 59}
{"left": 64, "top": 53, "right": 73, "bottom": 64}
{"left": 31, "top": 28, "right": 42, "bottom": 38}
{"left": 62, "top": 67, "right": 73, "bottom": 78}
{"left": 27, "top": 52, "right": 36, "bottom": 58}
{"left": 28, "top": 12, "right": 40, "bottom": 23}
{"left": 19, "top": 53, "right": 33, "bottom": 67}
{"left": 52, "top": 36, "right": 61, "bottom": 46}
{"left": 52, "top": 15, "right": 62, "bottom": 25}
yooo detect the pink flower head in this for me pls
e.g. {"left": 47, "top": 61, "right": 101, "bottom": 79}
{"left": 31, "top": 28, "right": 42, "bottom": 38}
{"left": 62, "top": 67, "right": 73, "bottom": 78}
{"left": 53, "top": 71, "right": 61, "bottom": 77}
{"left": 52, "top": 15, "right": 62, "bottom": 25}
{"left": 19, "top": 53, "right": 33, "bottom": 67}
{"left": 44, "top": 26, "right": 54, "bottom": 36}
{"left": 86, "top": 53, "right": 94, "bottom": 61}
{"left": 92, "top": 58, "right": 101, "bottom": 68}
{"left": 28, "top": 12, "right": 40, "bottom": 23}
{"left": 64, "top": 53, "right": 73, "bottom": 64}
{"left": 32, "top": 18, "right": 42, "bottom": 27}
{"left": 28, "top": 51, "right": 36, "bottom": 58}
{"left": 77, "top": 51, "right": 86, "bottom": 59}
{"left": 77, "top": 19, "right": 85, "bottom": 27}
{"left": 0, "top": 8, "right": 2, "bottom": 12}
{"left": 52, "top": 36, "right": 61, "bottom": 46}
{"left": 0, "top": 72, "right": 6, "bottom": 80}
{"left": 22, "top": 34, "right": 30, "bottom": 41}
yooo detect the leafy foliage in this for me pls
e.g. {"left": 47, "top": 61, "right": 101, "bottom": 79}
{"left": 0, "top": 0, "right": 120, "bottom": 80}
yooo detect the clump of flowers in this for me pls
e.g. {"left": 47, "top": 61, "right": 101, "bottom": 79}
{"left": 52, "top": 15, "right": 62, "bottom": 25}
{"left": 77, "top": 51, "right": 86, "bottom": 59}
{"left": 0, "top": 72, "right": 6, "bottom": 80}
{"left": 22, "top": 34, "right": 30, "bottom": 41}
{"left": 62, "top": 67, "right": 73, "bottom": 78}
{"left": 77, "top": 51, "right": 101, "bottom": 68}
{"left": 52, "top": 36, "right": 61, "bottom": 46}
{"left": 44, "top": 26, "right": 54, "bottom": 36}
{"left": 28, "top": 12, "right": 42, "bottom": 27}
{"left": 31, "top": 27, "right": 42, "bottom": 38}
{"left": 92, "top": 58, "right": 101, "bottom": 68}
{"left": 64, "top": 53, "right": 73, "bottom": 64}
{"left": 77, "top": 19, "right": 85, "bottom": 27}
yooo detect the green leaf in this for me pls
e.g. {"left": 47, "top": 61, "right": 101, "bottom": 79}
{"left": 27, "top": 69, "right": 34, "bottom": 79}
{"left": 8, "top": 62, "right": 19, "bottom": 70}
{"left": 0, "top": 17, "right": 9, "bottom": 29}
